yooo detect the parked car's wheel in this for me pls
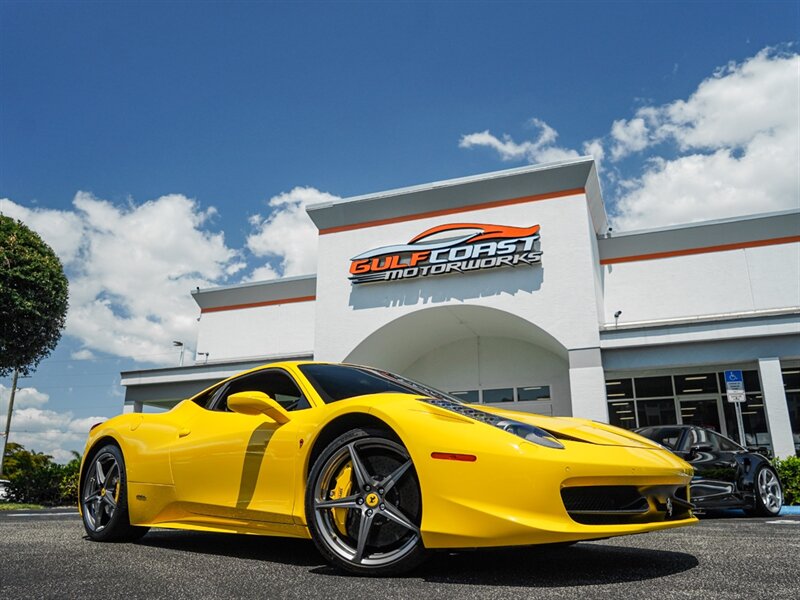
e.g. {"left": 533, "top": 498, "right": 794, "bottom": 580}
{"left": 746, "top": 466, "right": 783, "bottom": 517}
{"left": 306, "top": 428, "right": 426, "bottom": 575}
{"left": 80, "top": 444, "right": 149, "bottom": 541}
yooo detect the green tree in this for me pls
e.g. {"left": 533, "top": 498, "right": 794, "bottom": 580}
{"left": 0, "top": 215, "right": 69, "bottom": 377}
{"left": 0, "top": 215, "right": 69, "bottom": 476}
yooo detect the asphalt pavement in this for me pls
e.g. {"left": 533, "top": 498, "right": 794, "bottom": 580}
{"left": 1, "top": 509, "right": 798, "bottom": 599}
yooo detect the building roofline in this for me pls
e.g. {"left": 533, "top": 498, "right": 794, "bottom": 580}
{"left": 120, "top": 352, "right": 314, "bottom": 382}
{"left": 308, "top": 156, "right": 596, "bottom": 210}
{"left": 608, "top": 208, "right": 800, "bottom": 238}
{"left": 598, "top": 209, "right": 800, "bottom": 264}
{"left": 192, "top": 274, "right": 317, "bottom": 311}
{"left": 306, "top": 157, "right": 608, "bottom": 235}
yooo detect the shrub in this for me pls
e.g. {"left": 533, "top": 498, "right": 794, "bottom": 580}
{"left": 772, "top": 456, "right": 800, "bottom": 506}
{"left": 2, "top": 443, "right": 81, "bottom": 506}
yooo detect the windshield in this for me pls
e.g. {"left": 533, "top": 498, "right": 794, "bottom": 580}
{"left": 298, "top": 363, "right": 462, "bottom": 404}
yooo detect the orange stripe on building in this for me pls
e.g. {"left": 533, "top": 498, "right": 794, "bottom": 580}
{"left": 201, "top": 295, "right": 316, "bottom": 314}
{"left": 600, "top": 235, "right": 800, "bottom": 265}
{"left": 318, "top": 188, "right": 585, "bottom": 235}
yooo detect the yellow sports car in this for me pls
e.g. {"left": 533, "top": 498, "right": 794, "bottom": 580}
{"left": 79, "top": 361, "right": 697, "bottom": 575}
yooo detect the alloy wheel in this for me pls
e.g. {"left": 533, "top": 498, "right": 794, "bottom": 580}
{"left": 757, "top": 468, "right": 782, "bottom": 514}
{"left": 82, "top": 451, "right": 121, "bottom": 532}
{"left": 311, "top": 437, "right": 421, "bottom": 568}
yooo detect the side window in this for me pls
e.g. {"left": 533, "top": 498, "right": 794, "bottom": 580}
{"left": 212, "top": 370, "right": 310, "bottom": 412}
{"left": 191, "top": 384, "right": 223, "bottom": 409}
{"left": 681, "top": 428, "right": 703, "bottom": 451}
{"left": 710, "top": 431, "right": 741, "bottom": 452}
{"left": 652, "top": 428, "right": 682, "bottom": 450}
{"left": 682, "top": 428, "right": 719, "bottom": 451}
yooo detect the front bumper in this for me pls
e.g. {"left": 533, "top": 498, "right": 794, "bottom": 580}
{"left": 414, "top": 439, "right": 697, "bottom": 549}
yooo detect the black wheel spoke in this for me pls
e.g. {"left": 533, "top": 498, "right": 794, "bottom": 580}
{"left": 380, "top": 459, "right": 412, "bottom": 494}
{"left": 354, "top": 511, "right": 375, "bottom": 563}
{"left": 346, "top": 443, "right": 371, "bottom": 490}
{"left": 315, "top": 495, "right": 360, "bottom": 509}
{"left": 382, "top": 501, "right": 420, "bottom": 535}
{"left": 95, "top": 460, "right": 106, "bottom": 485}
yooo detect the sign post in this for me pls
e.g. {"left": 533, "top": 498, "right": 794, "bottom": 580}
{"left": 724, "top": 370, "right": 747, "bottom": 447}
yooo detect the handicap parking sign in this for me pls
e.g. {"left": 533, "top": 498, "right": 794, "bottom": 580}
{"left": 724, "top": 370, "right": 746, "bottom": 403}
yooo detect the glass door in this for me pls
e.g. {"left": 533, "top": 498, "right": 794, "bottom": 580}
{"left": 677, "top": 395, "right": 724, "bottom": 433}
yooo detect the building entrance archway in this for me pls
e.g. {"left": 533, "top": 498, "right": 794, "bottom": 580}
{"left": 343, "top": 305, "right": 573, "bottom": 416}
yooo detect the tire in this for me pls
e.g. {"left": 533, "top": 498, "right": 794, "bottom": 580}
{"left": 80, "top": 443, "right": 149, "bottom": 542}
{"left": 745, "top": 466, "right": 783, "bottom": 517}
{"left": 305, "top": 428, "right": 427, "bottom": 576}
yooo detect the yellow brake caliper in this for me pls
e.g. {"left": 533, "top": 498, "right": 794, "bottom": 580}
{"left": 330, "top": 463, "right": 353, "bottom": 535}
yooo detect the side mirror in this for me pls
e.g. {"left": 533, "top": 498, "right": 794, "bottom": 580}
{"left": 228, "top": 391, "right": 291, "bottom": 424}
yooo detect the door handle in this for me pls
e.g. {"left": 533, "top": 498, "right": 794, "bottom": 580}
{"left": 178, "top": 428, "right": 191, "bottom": 438}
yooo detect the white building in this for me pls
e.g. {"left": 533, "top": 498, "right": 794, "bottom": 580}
{"left": 121, "top": 158, "right": 800, "bottom": 457}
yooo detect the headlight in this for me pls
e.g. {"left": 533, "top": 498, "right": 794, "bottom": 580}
{"left": 495, "top": 419, "right": 564, "bottom": 449}
{"left": 421, "top": 397, "right": 564, "bottom": 449}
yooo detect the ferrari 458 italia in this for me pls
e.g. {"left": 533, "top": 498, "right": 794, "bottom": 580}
{"left": 79, "top": 362, "right": 697, "bottom": 575}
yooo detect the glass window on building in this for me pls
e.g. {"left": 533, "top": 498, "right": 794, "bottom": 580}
{"left": 636, "top": 398, "right": 677, "bottom": 428}
{"left": 674, "top": 373, "right": 718, "bottom": 395}
{"left": 634, "top": 376, "right": 673, "bottom": 398}
{"left": 783, "top": 367, "right": 800, "bottom": 455}
{"left": 606, "top": 378, "right": 633, "bottom": 400}
{"left": 678, "top": 398, "right": 722, "bottom": 431}
{"left": 786, "top": 392, "right": 799, "bottom": 455}
{"left": 451, "top": 390, "right": 479, "bottom": 403}
{"left": 608, "top": 400, "right": 636, "bottom": 430}
{"left": 518, "top": 385, "right": 551, "bottom": 401}
{"left": 483, "top": 388, "right": 514, "bottom": 403}
{"left": 722, "top": 394, "right": 770, "bottom": 453}
{"left": 782, "top": 368, "right": 800, "bottom": 390}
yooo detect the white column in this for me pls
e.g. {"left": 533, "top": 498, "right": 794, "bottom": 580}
{"left": 758, "top": 357, "right": 794, "bottom": 458}
{"left": 122, "top": 401, "right": 144, "bottom": 414}
{"left": 568, "top": 348, "right": 609, "bottom": 422}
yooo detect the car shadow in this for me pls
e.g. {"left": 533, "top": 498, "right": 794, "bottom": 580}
{"left": 139, "top": 529, "right": 698, "bottom": 586}
{"left": 135, "top": 530, "right": 324, "bottom": 568}
{"left": 411, "top": 544, "right": 699, "bottom": 587}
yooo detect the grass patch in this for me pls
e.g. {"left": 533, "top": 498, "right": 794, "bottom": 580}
{"left": 0, "top": 502, "right": 45, "bottom": 511}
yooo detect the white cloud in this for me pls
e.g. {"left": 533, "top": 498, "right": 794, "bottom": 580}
{"left": 1, "top": 384, "right": 106, "bottom": 462}
{"left": 1, "top": 193, "right": 239, "bottom": 365}
{"left": 459, "top": 118, "right": 581, "bottom": 165}
{"left": 582, "top": 138, "right": 605, "bottom": 165}
{"left": 0, "top": 384, "right": 50, "bottom": 409}
{"left": 613, "top": 48, "right": 800, "bottom": 229}
{"left": 241, "top": 264, "right": 280, "bottom": 283}
{"left": 245, "top": 187, "right": 340, "bottom": 279}
{"left": 70, "top": 349, "right": 96, "bottom": 360}
{"left": 610, "top": 117, "right": 650, "bottom": 160}
{"left": 458, "top": 47, "right": 799, "bottom": 231}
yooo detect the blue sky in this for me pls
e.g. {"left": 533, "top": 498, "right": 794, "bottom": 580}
{"left": 1, "top": 1, "right": 798, "bottom": 460}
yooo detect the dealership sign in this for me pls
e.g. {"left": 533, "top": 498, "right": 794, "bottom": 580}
{"left": 349, "top": 223, "right": 542, "bottom": 285}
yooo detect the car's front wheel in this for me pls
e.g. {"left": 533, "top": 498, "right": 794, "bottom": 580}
{"left": 306, "top": 428, "right": 426, "bottom": 576}
{"left": 746, "top": 466, "right": 783, "bottom": 517}
{"left": 80, "top": 443, "right": 149, "bottom": 542}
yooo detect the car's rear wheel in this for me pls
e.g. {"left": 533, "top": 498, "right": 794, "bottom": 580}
{"left": 746, "top": 466, "right": 783, "bottom": 517}
{"left": 80, "top": 444, "right": 149, "bottom": 542}
{"left": 306, "top": 428, "right": 426, "bottom": 576}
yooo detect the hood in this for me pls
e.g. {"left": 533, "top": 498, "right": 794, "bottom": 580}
{"left": 473, "top": 404, "right": 661, "bottom": 449}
